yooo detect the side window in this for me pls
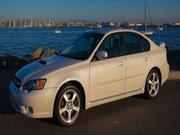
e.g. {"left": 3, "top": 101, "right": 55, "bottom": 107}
{"left": 124, "top": 32, "right": 144, "bottom": 55}
{"left": 138, "top": 35, "right": 150, "bottom": 52}
{"left": 98, "top": 33, "right": 123, "bottom": 59}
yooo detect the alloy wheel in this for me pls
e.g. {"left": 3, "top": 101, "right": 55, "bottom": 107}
{"left": 59, "top": 89, "right": 81, "bottom": 124}
{"left": 147, "top": 72, "right": 160, "bottom": 97}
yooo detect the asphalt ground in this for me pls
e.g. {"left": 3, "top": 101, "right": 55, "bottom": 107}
{"left": 0, "top": 69, "right": 180, "bottom": 135}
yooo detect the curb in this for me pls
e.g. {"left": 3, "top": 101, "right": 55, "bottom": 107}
{"left": 168, "top": 71, "right": 180, "bottom": 80}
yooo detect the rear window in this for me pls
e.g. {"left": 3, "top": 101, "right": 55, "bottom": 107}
{"left": 123, "top": 32, "right": 150, "bottom": 55}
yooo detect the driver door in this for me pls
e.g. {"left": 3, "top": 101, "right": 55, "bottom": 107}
{"left": 90, "top": 33, "right": 125, "bottom": 102}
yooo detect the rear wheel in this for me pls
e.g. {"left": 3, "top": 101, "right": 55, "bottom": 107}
{"left": 54, "top": 84, "right": 83, "bottom": 126}
{"left": 145, "top": 70, "right": 161, "bottom": 99}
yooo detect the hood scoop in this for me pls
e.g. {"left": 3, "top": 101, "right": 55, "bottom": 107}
{"left": 37, "top": 60, "right": 47, "bottom": 65}
{"left": 37, "top": 57, "right": 55, "bottom": 65}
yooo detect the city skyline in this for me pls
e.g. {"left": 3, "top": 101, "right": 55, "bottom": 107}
{"left": 0, "top": 0, "right": 180, "bottom": 23}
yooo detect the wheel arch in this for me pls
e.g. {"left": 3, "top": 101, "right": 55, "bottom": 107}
{"left": 149, "top": 67, "right": 162, "bottom": 85}
{"left": 53, "top": 80, "right": 86, "bottom": 113}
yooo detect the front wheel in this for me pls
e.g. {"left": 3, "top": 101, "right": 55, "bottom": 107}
{"left": 54, "top": 84, "right": 83, "bottom": 126}
{"left": 145, "top": 70, "right": 161, "bottom": 99}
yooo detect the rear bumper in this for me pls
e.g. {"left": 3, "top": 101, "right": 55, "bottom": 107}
{"left": 160, "top": 63, "right": 169, "bottom": 85}
{"left": 9, "top": 82, "right": 57, "bottom": 118}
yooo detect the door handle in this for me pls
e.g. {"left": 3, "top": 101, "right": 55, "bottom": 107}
{"left": 117, "top": 62, "right": 123, "bottom": 67}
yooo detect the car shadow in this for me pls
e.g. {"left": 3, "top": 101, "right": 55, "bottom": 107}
{"left": 39, "top": 90, "right": 154, "bottom": 126}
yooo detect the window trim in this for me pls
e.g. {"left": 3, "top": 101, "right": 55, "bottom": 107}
{"left": 122, "top": 32, "right": 150, "bottom": 56}
{"left": 91, "top": 32, "right": 124, "bottom": 62}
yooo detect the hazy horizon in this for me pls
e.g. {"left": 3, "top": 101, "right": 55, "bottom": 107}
{"left": 0, "top": 0, "right": 180, "bottom": 23}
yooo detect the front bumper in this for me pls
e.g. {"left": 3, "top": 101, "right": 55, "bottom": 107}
{"left": 9, "top": 82, "right": 57, "bottom": 118}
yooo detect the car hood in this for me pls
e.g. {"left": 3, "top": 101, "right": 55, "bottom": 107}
{"left": 16, "top": 55, "right": 80, "bottom": 82}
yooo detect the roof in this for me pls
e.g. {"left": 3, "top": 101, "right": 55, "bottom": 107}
{"left": 89, "top": 27, "right": 133, "bottom": 35}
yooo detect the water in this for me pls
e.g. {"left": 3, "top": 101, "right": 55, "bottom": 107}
{"left": 0, "top": 27, "right": 180, "bottom": 56}
{"left": 0, "top": 27, "right": 88, "bottom": 56}
{"left": 149, "top": 27, "right": 180, "bottom": 50}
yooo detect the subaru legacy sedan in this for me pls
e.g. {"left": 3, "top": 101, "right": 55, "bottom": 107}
{"left": 9, "top": 29, "right": 169, "bottom": 126}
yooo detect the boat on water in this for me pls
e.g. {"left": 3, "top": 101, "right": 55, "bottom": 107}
{"left": 159, "top": 27, "right": 163, "bottom": 31}
{"left": 54, "top": 26, "right": 61, "bottom": 34}
{"left": 141, "top": 31, "right": 154, "bottom": 36}
{"left": 91, "top": 24, "right": 102, "bottom": 30}
{"left": 54, "top": 29, "right": 61, "bottom": 34}
{"left": 141, "top": 0, "right": 154, "bottom": 35}
{"left": 158, "top": 25, "right": 164, "bottom": 31}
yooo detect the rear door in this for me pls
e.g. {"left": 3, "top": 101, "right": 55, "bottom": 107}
{"left": 123, "top": 32, "right": 150, "bottom": 92}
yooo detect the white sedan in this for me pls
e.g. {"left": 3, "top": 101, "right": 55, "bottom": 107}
{"left": 9, "top": 29, "right": 169, "bottom": 126}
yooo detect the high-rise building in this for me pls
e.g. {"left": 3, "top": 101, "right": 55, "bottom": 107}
{"left": 8, "top": 20, "right": 13, "bottom": 27}
{"left": 22, "top": 20, "right": 33, "bottom": 28}
{"left": 12, "top": 20, "right": 17, "bottom": 28}
{"left": 33, "top": 20, "right": 40, "bottom": 27}
{"left": 45, "top": 19, "right": 54, "bottom": 27}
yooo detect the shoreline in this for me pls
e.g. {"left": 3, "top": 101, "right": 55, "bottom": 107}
{"left": 0, "top": 25, "right": 180, "bottom": 29}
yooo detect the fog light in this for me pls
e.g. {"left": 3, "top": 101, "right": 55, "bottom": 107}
{"left": 25, "top": 106, "right": 33, "bottom": 114}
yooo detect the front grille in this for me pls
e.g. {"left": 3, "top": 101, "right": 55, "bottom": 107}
{"left": 13, "top": 76, "right": 22, "bottom": 89}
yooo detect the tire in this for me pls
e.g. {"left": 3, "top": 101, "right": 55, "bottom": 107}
{"left": 145, "top": 70, "right": 161, "bottom": 99}
{"left": 54, "top": 83, "right": 83, "bottom": 126}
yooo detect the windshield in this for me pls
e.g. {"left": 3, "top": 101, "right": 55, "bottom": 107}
{"left": 61, "top": 32, "right": 104, "bottom": 60}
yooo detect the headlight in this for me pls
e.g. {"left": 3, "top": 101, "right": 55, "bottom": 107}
{"left": 22, "top": 79, "right": 46, "bottom": 92}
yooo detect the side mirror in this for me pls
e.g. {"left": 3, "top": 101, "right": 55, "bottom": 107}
{"left": 96, "top": 50, "right": 108, "bottom": 60}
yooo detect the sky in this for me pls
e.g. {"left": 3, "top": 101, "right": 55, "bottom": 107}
{"left": 0, "top": 0, "right": 180, "bottom": 23}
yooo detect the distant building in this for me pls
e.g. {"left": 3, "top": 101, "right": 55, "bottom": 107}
{"left": 66, "top": 22, "right": 75, "bottom": 27}
{"left": 23, "top": 20, "right": 33, "bottom": 28}
{"left": 8, "top": 21, "right": 13, "bottom": 27}
{"left": 66, "top": 22, "right": 84, "bottom": 27}
{"left": 12, "top": 20, "right": 17, "bottom": 28}
{"left": 1, "top": 21, "right": 8, "bottom": 27}
{"left": 128, "top": 23, "right": 135, "bottom": 27}
{"left": 33, "top": 20, "right": 39, "bottom": 27}
{"left": 56, "top": 23, "right": 63, "bottom": 27}
{"left": 174, "top": 23, "right": 180, "bottom": 26}
{"left": 136, "top": 23, "right": 143, "bottom": 27}
{"left": 44, "top": 19, "right": 54, "bottom": 27}
{"left": 120, "top": 22, "right": 129, "bottom": 27}
{"left": 75, "top": 22, "right": 84, "bottom": 27}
